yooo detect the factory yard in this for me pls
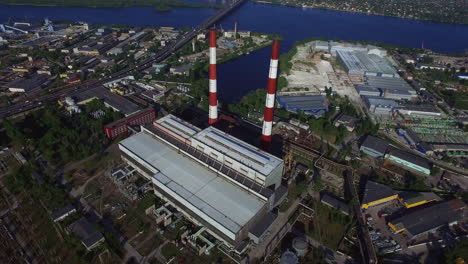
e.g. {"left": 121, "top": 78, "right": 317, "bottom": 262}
{"left": 281, "top": 45, "right": 333, "bottom": 95}
{"left": 280, "top": 40, "right": 365, "bottom": 109}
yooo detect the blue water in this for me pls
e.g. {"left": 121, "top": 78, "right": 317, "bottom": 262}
{"left": 1, "top": 1, "right": 467, "bottom": 102}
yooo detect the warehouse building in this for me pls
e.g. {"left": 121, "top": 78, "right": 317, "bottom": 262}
{"left": 72, "top": 86, "right": 141, "bottom": 116}
{"left": 362, "top": 96, "right": 398, "bottom": 116}
{"left": 104, "top": 108, "right": 156, "bottom": 139}
{"left": 118, "top": 115, "right": 286, "bottom": 249}
{"left": 388, "top": 199, "right": 466, "bottom": 239}
{"left": 398, "top": 191, "right": 441, "bottom": 209}
{"left": 385, "top": 146, "right": 432, "bottom": 175}
{"left": 355, "top": 84, "right": 382, "bottom": 97}
{"left": 365, "top": 76, "right": 417, "bottom": 100}
{"left": 337, "top": 50, "right": 397, "bottom": 77}
{"left": 361, "top": 181, "right": 398, "bottom": 210}
{"left": 276, "top": 95, "right": 329, "bottom": 118}
{"left": 360, "top": 135, "right": 389, "bottom": 158}
{"left": 6, "top": 73, "right": 49, "bottom": 93}
{"left": 396, "top": 104, "right": 442, "bottom": 118}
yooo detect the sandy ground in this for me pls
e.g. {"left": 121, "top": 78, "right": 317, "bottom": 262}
{"left": 281, "top": 43, "right": 364, "bottom": 101}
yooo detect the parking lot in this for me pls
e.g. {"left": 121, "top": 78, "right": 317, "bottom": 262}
{"left": 364, "top": 201, "right": 406, "bottom": 254}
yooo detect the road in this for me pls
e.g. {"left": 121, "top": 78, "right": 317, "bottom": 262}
{"left": 0, "top": 0, "right": 247, "bottom": 119}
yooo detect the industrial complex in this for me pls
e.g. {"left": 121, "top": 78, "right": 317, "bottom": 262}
{"left": 118, "top": 114, "right": 286, "bottom": 251}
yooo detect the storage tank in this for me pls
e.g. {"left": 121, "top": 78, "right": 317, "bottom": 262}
{"left": 280, "top": 250, "right": 298, "bottom": 264}
{"left": 292, "top": 237, "right": 308, "bottom": 257}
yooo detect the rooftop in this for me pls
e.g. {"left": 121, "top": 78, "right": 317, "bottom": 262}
{"left": 119, "top": 131, "right": 266, "bottom": 235}
{"left": 155, "top": 114, "right": 201, "bottom": 140}
{"left": 399, "top": 192, "right": 440, "bottom": 205}
{"left": 51, "top": 204, "right": 75, "bottom": 221}
{"left": 249, "top": 211, "right": 277, "bottom": 238}
{"left": 390, "top": 199, "right": 466, "bottom": 238}
{"left": 361, "top": 135, "right": 389, "bottom": 154}
{"left": 398, "top": 104, "right": 440, "bottom": 113}
{"left": 277, "top": 95, "right": 328, "bottom": 113}
{"left": 386, "top": 146, "right": 432, "bottom": 170}
{"left": 74, "top": 86, "right": 140, "bottom": 116}
{"left": 5, "top": 73, "right": 48, "bottom": 92}
{"left": 363, "top": 96, "right": 398, "bottom": 107}
{"left": 67, "top": 217, "right": 104, "bottom": 249}
{"left": 366, "top": 76, "right": 415, "bottom": 94}
{"left": 362, "top": 181, "right": 396, "bottom": 205}
{"left": 337, "top": 50, "right": 396, "bottom": 76}
{"left": 321, "top": 193, "right": 350, "bottom": 215}
{"left": 192, "top": 127, "right": 283, "bottom": 176}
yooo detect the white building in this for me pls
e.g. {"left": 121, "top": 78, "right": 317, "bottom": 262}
{"left": 118, "top": 115, "right": 286, "bottom": 249}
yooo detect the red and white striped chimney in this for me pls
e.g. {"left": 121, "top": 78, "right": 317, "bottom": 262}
{"left": 261, "top": 40, "right": 280, "bottom": 147}
{"left": 208, "top": 29, "right": 218, "bottom": 125}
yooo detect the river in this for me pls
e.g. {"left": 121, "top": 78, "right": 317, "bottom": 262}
{"left": 1, "top": 0, "right": 467, "bottom": 102}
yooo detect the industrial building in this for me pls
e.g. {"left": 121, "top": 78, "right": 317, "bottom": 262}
{"left": 118, "top": 115, "right": 286, "bottom": 249}
{"left": 5, "top": 73, "right": 49, "bottom": 93}
{"left": 361, "top": 181, "right": 398, "bottom": 210}
{"left": 365, "top": 76, "right": 417, "bottom": 100}
{"left": 360, "top": 135, "right": 389, "bottom": 158}
{"left": 337, "top": 50, "right": 397, "bottom": 77}
{"left": 362, "top": 96, "right": 398, "bottom": 116}
{"left": 396, "top": 104, "right": 442, "bottom": 118}
{"left": 321, "top": 193, "right": 350, "bottom": 215}
{"left": 388, "top": 199, "right": 466, "bottom": 239}
{"left": 66, "top": 217, "right": 105, "bottom": 251}
{"left": 276, "top": 95, "right": 329, "bottom": 118}
{"left": 355, "top": 84, "right": 382, "bottom": 97}
{"left": 72, "top": 86, "right": 141, "bottom": 116}
{"left": 384, "top": 146, "right": 432, "bottom": 175}
{"left": 398, "top": 192, "right": 440, "bottom": 208}
{"left": 103, "top": 108, "right": 156, "bottom": 139}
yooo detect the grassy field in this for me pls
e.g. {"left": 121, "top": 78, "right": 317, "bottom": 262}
{"left": 307, "top": 200, "right": 352, "bottom": 250}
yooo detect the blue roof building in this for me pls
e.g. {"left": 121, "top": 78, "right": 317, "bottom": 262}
{"left": 277, "top": 95, "right": 329, "bottom": 118}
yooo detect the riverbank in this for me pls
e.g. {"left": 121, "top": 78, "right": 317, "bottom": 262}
{"left": 0, "top": 0, "right": 221, "bottom": 12}
{"left": 253, "top": 0, "right": 468, "bottom": 25}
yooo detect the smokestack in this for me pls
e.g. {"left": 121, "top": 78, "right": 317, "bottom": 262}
{"left": 208, "top": 29, "right": 218, "bottom": 125}
{"left": 261, "top": 40, "right": 280, "bottom": 148}
{"left": 234, "top": 21, "right": 237, "bottom": 39}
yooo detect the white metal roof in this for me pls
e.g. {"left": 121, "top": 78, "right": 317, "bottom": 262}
{"left": 192, "top": 127, "right": 283, "bottom": 176}
{"left": 155, "top": 114, "right": 201, "bottom": 140}
{"left": 119, "top": 132, "right": 265, "bottom": 234}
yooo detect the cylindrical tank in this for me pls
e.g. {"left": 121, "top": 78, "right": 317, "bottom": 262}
{"left": 280, "top": 250, "right": 298, "bottom": 264}
{"left": 292, "top": 237, "right": 308, "bottom": 257}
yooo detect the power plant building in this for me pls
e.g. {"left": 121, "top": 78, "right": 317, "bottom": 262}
{"left": 118, "top": 115, "right": 285, "bottom": 248}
